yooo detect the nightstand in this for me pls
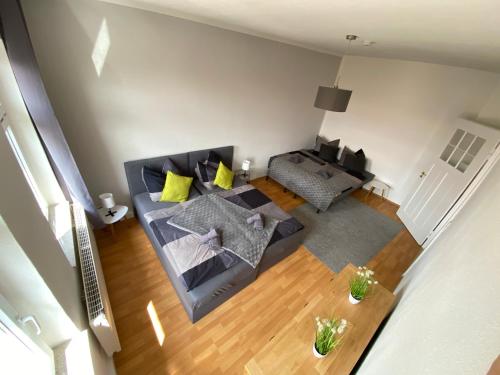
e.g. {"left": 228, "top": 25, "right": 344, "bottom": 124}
{"left": 235, "top": 169, "right": 251, "bottom": 183}
{"left": 366, "top": 179, "right": 391, "bottom": 199}
{"left": 98, "top": 205, "right": 128, "bottom": 235}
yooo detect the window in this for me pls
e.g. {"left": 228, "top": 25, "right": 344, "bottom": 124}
{"left": 1, "top": 112, "right": 49, "bottom": 218}
{"left": 439, "top": 128, "right": 486, "bottom": 173}
{"left": 1, "top": 105, "right": 76, "bottom": 267}
{"left": 0, "top": 40, "right": 75, "bottom": 266}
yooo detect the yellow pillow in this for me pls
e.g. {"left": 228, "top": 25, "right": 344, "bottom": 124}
{"left": 160, "top": 171, "right": 193, "bottom": 202}
{"left": 213, "top": 162, "right": 234, "bottom": 190}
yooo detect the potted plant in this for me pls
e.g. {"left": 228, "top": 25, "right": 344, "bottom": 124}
{"left": 313, "top": 316, "right": 347, "bottom": 358}
{"left": 348, "top": 266, "right": 378, "bottom": 304}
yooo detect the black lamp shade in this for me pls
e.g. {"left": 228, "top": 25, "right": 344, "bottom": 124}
{"left": 314, "top": 86, "right": 352, "bottom": 112}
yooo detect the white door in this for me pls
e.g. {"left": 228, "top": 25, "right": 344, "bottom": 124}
{"left": 397, "top": 118, "right": 500, "bottom": 245}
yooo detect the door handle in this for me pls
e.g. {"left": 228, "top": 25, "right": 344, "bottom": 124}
{"left": 18, "top": 315, "right": 42, "bottom": 335}
{"left": 419, "top": 171, "right": 427, "bottom": 178}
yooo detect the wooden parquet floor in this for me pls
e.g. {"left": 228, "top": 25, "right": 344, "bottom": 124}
{"left": 96, "top": 177, "right": 421, "bottom": 374}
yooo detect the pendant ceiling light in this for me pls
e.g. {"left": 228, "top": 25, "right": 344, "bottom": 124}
{"left": 314, "top": 34, "right": 358, "bottom": 112}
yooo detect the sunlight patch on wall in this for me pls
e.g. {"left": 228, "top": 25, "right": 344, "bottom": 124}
{"left": 147, "top": 301, "right": 165, "bottom": 346}
{"left": 91, "top": 19, "right": 110, "bottom": 77}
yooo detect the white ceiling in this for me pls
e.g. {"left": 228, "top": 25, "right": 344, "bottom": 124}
{"left": 101, "top": 0, "right": 500, "bottom": 72}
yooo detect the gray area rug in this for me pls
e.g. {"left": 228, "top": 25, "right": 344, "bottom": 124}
{"left": 291, "top": 197, "right": 403, "bottom": 272}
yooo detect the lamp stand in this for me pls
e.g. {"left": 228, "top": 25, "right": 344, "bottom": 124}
{"left": 105, "top": 209, "right": 117, "bottom": 217}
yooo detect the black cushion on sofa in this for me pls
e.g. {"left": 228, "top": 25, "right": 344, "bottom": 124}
{"left": 206, "top": 150, "right": 221, "bottom": 168}
{"left": 142, "top": 166, "right": 165, "bottom": 201}
{"left": 314, "top": 135, "right": 328, "bottom": 152}
{"left": 318, "top": 143, "right": 339, "bottom": 163}
{"left": 343, "top": 153, "right": 366, "bottom": 172}
{"left": 328, "top": 138, "right": 340, "bottom": 148}
{"left": 339, "top": 146, "right": 367, "bottom": 173}
{"left": 314, "top": 135, "right": 340, "bottom": 152}
{"left": 355, "top": 148, "right": 366, "bottom": 159}
{"left": 338, "top": 146, "right": 353, "bottom": 165}
{"left": 162, "top": 157, "right": 181, "bottom": 175}
{"left": 195, "top": 161, "right": 217, "bottom": 190}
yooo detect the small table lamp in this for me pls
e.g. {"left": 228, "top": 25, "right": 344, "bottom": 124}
{"left": 99, "top": 193, "right": 117, "bottom": 217}
{"left": 242, "top": 160, "right": 251, "bottom": 178}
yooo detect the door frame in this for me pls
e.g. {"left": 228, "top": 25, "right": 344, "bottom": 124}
{"left": 398, "top": 118, "right": 500, "bottom": 245}
{"left": 404, "top": 139, "right": 500, "bottom": 276}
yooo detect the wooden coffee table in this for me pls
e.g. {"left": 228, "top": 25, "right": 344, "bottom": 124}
{"left": 245, "top": 263, "right": 395, "bottom": 375}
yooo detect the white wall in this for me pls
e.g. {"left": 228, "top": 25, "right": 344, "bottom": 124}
{"left": 319, "top": 56, "right": 500, "bottom": 204}
{"left": 0, "top": 101, "right": 115, "bottom": 374}
{"left": 0, "top": 215, "right": 77, "bottom": 347}
{"left": 358, "top": 157, "right": 500, "bottom": 375}
{"left": 477, "top": 82, "right": 500, "bottom": 127}
{"left": 357, "top": 78, "right": 500, "bottom": 374}
{"left": 21, "top": 0, "right": 340, "bottom": 207}
{"left": 0, "top": 125, "right": 86, "bottom": 339}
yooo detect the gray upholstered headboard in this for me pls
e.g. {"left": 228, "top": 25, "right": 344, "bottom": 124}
{"left": 123, "top": 146, "right": 234, "bottom": 203}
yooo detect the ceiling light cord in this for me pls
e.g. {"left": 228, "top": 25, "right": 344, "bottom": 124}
{"left": 333, "top": 35, "right": 357, "bottom": 88}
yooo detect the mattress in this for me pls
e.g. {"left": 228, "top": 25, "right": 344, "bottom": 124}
{"left": 144, "top": 184, "right": 303, "bottom": 288}
{"left": 134, "top": 189, "right": 256, "bottom": 319}
{"left": 133, "top": 183, "right": 305, "bottom": 322}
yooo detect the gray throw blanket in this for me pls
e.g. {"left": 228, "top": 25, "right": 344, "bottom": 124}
{"left": 167, "top": 194, "right": 279, "bottom": 268}
{"left": 268, "top": 151, "right": 362, "bottom": 211}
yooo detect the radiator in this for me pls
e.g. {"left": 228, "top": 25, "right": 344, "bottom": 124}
{"left": 73, "top": 203, "right": 121, "bottom": 356}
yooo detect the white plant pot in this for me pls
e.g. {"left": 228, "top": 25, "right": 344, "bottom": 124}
{"left": 349, "top": 292, "right": 362, "bottom": 305}
{"left": 312, "top": 343, "right": 326, "bottom": 358}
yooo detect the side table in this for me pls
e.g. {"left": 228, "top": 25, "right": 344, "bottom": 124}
{"left": 366, "top": 178, "right": 391, "bottom": 199}
{"left": 235, "top": 169, "right": 251, "bottom": 184}
{"left": 98, "top": 205, "right": 128, "bottom": 236}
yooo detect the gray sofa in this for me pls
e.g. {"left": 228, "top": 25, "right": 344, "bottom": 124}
{"left": 124, "top": 146, "right": 305, "bottom": 322}
{"left": 268, "top": 149, "right": 375, "bottom": 212}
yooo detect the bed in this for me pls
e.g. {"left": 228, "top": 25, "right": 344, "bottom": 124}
{"left": 124, "top": 146, "right": 305, "bottom": 322}
{"left": 267, "top": 149, "right": 374, "bottom": 212}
